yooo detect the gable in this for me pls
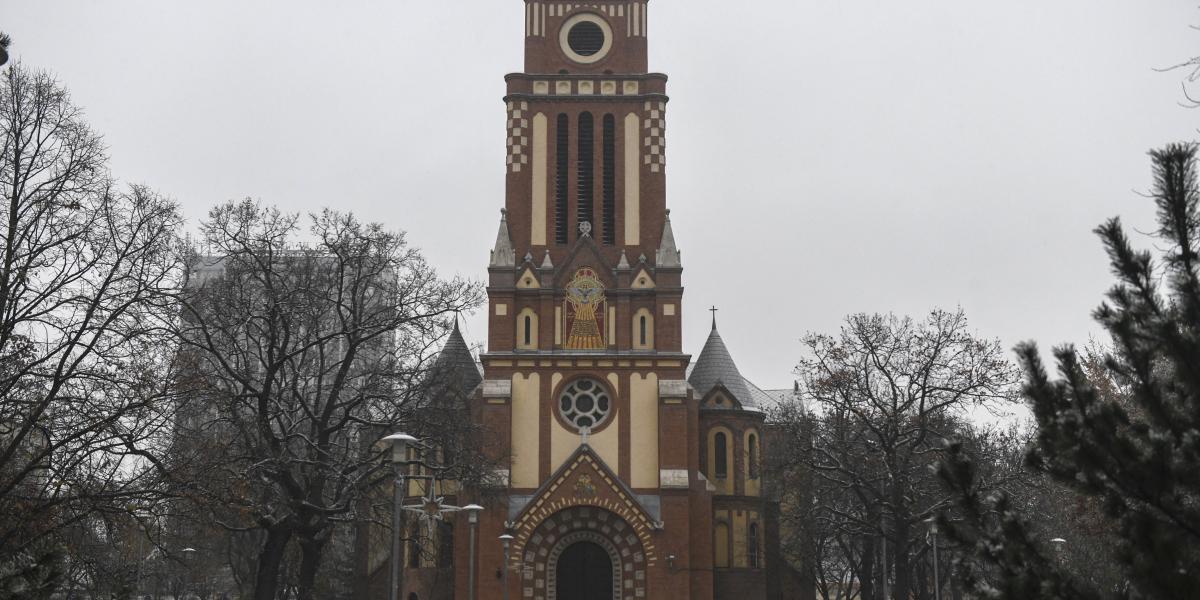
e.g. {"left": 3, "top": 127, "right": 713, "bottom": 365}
{"left": 516, "top": 267, "right": 540, "bottom": 289}
{"left": 552, "top": 236, "right": 614, "bottom": 289}
{"left": 701, "top": 384, "right": 744, "bottom": 410}
{"left": 631, "top": 268, "right": 655, "bottom": 289}
{"left": 510, "top": 445, "right": 662, "bottom": 538}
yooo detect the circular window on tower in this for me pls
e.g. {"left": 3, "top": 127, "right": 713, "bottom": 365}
{"left": 558, "top": 378, "right": 613, "bottom": 431}
{"left": 559, "top": 13, "right": 613, "bottom": 65}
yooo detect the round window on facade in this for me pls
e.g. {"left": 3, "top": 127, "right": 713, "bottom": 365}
{"left": 568, "top": 21, "right": 605, "bottom": 56}
{"left": 558, "top": 378, "right": 613, "bottom": 431}
{"left": 559, "top": 14, "right": 613, "bottom": 64}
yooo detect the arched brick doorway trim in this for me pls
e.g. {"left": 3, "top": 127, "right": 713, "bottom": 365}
{"left": 519, "top": 505, "right": 647, "bottom": 600}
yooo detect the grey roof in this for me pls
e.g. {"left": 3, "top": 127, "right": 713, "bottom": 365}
{"left": 432, "top": 319, "right": 483, "bottom": 396}
{"left": 687, "top": 322, "right": 761, "bottom": 411}
{"left": 756, "top": 387, "right": 806, "bottom": 414}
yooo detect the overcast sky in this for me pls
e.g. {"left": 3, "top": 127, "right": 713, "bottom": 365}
{"left": 5, "top": 1, "right": 1197, "bottom": 390}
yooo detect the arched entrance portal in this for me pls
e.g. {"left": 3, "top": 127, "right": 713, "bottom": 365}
{"left": 517, "top": 505, "right": 650, "bottom": 600}
{"left": 555, "top": 541, "right": 613, "bottom": 600}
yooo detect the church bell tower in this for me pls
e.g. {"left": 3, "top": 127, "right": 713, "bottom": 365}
{"left": 467, "top": 2, "right": 718, "bottom": 600}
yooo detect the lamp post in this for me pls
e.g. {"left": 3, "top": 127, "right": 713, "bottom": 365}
{"left": 180, "top": 547, "right": 197, "bottom": 600}
{"left": 382, "top": 433, "right": 418, "bottom": 600}
{"left": 928, "top": 518, "right": 941, "bottom": 600}
{"left": 132, "top": 510, "right": 151, "bottom": 600}
{"left": 499, "top": 534, "right": 514, "bottom": 600}
{"left": 463, "top": 504, "right": 484, "bottom": 600}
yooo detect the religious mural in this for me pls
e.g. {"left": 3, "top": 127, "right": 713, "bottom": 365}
{"left": 564, "top": 267, "right": 606, "bottom": 349}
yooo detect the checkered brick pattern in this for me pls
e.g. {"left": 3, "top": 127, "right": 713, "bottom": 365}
{"left": 507, "top": 101, "right": 530, "bottom": 173}
{"left": 643, "top": 101, "right": 666, "bottom": 173}
{"left": 519, "top": 505, "right": 648, "bottom": 600}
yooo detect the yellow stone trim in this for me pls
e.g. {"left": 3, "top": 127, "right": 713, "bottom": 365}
{"left": 531, "top": 113, "right": 548, "bottom": 245}
{"left": 623, "top": 113, "right": 640, "bottom": 245}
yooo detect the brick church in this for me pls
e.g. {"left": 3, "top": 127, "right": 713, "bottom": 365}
{"left": 392, "top": 2, "right": 793, "bottom": 599}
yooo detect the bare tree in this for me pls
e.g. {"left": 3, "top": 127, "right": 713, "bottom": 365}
{"left": 772, "top": 309, "right": 1020, "bottom": 600}
{"left": 172, "top": 200, "right": 485, "bottom": 600}
{"left": 0, "top": 63, "right": 183, "bottom": 596}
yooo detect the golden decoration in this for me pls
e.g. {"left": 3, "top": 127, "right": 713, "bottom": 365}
{"left": 564, "top": 267, "right": 606, "bottom": 349}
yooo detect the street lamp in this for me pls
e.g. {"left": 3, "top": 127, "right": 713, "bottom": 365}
{"left": 499, "top": 534, "right": 514, "bottom": 600}
{"left": 382, "top": 433, "right": 418, "bottom": 600}
{"left": 1050, "top": 537, "right": 1067, "bottom": 563}
{"left": 463, "top": 504, "right": 484, "bottom": 600}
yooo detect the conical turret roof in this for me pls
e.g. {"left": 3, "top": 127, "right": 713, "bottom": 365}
{"left": 688, "top": 319, "right": 759, "bottom": 410}
{"left": 432, "top": 318, "right": 483, "bottom": 397}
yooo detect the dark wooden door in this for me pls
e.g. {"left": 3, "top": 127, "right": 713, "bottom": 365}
{"left": 555, "top": 541, "right": 613, "bottom": 600}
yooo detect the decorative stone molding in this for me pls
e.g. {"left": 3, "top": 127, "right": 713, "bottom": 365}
{"left": 658, "top": 379, "right": 688, "bottom": 399}
{"left": 660, "top": 469, "right": 689, "bottom": 489}
{"left": 482, "top": 379, "right": 513, "bottom": 399}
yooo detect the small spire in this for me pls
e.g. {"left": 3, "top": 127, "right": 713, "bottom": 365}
{"left": 656, "top": 209, "right": 682, "bottom": 268}
{"left": 541, "top": 250, "right": 554, "bottom": 269}
{"left": 617, "top": 249, "right": 630, "bottom": 270}
{"left": 490, "top": 209, "right": 515, "bottom": 268}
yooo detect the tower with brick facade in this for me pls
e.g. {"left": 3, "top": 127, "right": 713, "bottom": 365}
{"left": 427, "top": 3, "right": 779, "bottom": 600}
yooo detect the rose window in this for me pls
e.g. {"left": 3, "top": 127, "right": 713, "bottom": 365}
{"left": 558, "top": 379, "right": 612, "bottom": 431}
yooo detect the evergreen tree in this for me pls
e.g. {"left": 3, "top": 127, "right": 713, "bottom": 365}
{"left": 939, "top": 143, "right": 1200, "bottom": 600}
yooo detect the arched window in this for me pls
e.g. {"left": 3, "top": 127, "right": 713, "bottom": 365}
{"left": 714, "top": 522, "right": 730, "bottom": 568}
{"left": 408, "top": 594, "right": 420, "bottom": 600}
{"left": 407, "top": 525, "right": 421, "bottom": 568}
{"left": 577, "top": 112, "right": 595, "bottom": 231}
{"left": 516, "top": 309, "right": 538, "bottom": 350}
{"left": 437, "top": 521, "right": 454, "bottom": 568}
{"left": 632, "top": 308, "right": 653, "bottom": 350}
{"left": 748, "top": 433, "right": 759, "bottom": 480}
{"left": 714, "top": 432, "right": 728, "bottom": 479}
{"left": 601, "top": 114, "right": 616, "bottom": 244}
{"left": 748, "top": 523, "right": 760, "bottom": 568}
{"left": 555, "top": 113, "right": 569, "bottom": 244}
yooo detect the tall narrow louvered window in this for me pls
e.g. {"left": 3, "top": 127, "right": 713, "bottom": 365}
{"left": 748, "top": 523, "right": 760, "bottom": 568}
{"left": 437, "top": 521, "right": 454, "bottom": 568}
{"left": 748, "top": 433, "right": 759, "bottom": 479}
{"left": 577, "top": 112, "right": 594, "bottom": 233}
{"left": 715, "top": 432, "right": 728, "bottom": 479}
{"left": 602, "top": 114, "right": 616, "bottom": 244}
{"left": 639, "top": 315, "right": 647, "bottom": 346}
{"left": 524, "top": 315, "right": 532, "bottom": 347}
{"left": 555, "top": 114, "right": 570, "bottom": 245}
